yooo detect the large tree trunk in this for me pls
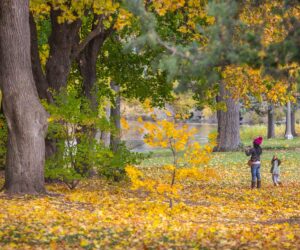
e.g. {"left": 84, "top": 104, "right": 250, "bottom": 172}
{"left": 215, "top": 83, "right": 240, "bottom": 151}
{"left": 291, "top": 104, "right": 297, "bottom": 137}
{"left": 46, "top": 8, "right": 81, "bottom": 91}
{"left": 110, "top": 82, "right": 121, "bottom": 152}
{"left": 0, "top": 0, "right": 48, "bottom": 194}
{"left": 267, "top": 104, "right": 275, "bottom": 138}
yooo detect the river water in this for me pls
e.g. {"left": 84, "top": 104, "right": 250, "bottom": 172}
{"left": 123, "top": 122, "right": 217, "bottom": 152}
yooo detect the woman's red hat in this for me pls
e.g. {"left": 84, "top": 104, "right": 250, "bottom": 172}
{"left": 253, "top": 137, "right": 263, "bottom": 145}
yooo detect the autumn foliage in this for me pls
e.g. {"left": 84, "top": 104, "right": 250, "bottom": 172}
{"left": 125, "top": 111, "right": 217, "bottom": 208}
{"left": 1, "top": 0, "right": 300, "bottom": 249}
{"left": 1, "top": 155, "right": 300, "bottom": 249}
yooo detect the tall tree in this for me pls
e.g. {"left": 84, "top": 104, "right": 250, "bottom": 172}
{"left": 45, "top": 8, "right": 81, "bottom": 91}
{"left": 285, "top": 101, "right": 294, "bottom": 139}
{"left": 78, "top": 15, "right": 115, "bottom": 109}
{"left": 29, "top": 1, "right": 121, "bottom": 156}
{"left": 96, "top": 36, "right": 173, "bottom": 150}
{"left": 110, "top": 82, "right": 121, "bottom": 152}
{"left": 291, "top": 103, "right": 298, "bottom": 137}
{"left": 126, "top": 0, "right": 262, "bottom": 151}
{"left": 0, "top": 0, "right": 48, "bottom": 194}
{"left": 215, "top": 83, "right": 240, "bottom": 151}
{"left": 267, "top": 104, "right": 275, "bottom": 138}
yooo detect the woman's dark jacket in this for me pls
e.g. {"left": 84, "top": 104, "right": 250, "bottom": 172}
{"left": 245, "top": 145, "right": 262, "bottom": 162}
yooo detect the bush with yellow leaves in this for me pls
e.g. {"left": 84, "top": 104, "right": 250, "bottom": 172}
{"left": 126, "top": 112, "right": 218, "bottom": 207}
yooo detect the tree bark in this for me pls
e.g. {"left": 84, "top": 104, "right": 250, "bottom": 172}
{"left": 267, "top": 104, "right": 275, "bottom": 138}
{"left": 291, "top": 104, "right": 297, "bottom": 137}
{"left": 285, "top": 101, "right": 293, "bottom": 139}
{"left": 78, "top": 15, "right": 114, "bottom": 109}
{"left": 215, "top": 82, "right": 240, "bottom": 151}
{"left": 110, "top": 82, "right": 121, "bottom": 152}
{"left": 46, "top": 8, "right": 81, "bottom": 91}
{"left": 100, "top": 104, "right": 111, "bottom": 147}
{"left": 77, "top": 16, "right": 114, "bottom": 149}
{"left": 43, "top": 8, "right": 81, "bottom": 158}
{"left": 29, "top": 13, "right": 52, "bottom": 102}
{"left": 78, "top": 33, "right": 105, "bottom": 109}
{"left": 0, "top": 0, "right": 48, "bottom": 194}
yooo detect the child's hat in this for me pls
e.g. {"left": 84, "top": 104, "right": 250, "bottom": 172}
{"left": 253, "top": 136, "right": 263, "bottom": 145}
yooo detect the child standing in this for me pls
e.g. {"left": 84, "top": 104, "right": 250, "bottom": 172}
{"left": 270, "top": 155, "right": 282, "bottom": 186}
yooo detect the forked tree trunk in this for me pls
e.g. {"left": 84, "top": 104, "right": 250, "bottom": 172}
{"left": 215, "top": 82, "right": 240, "bottom": 151}
{"left": 110, "top": 82, "right": 121, "bottom": 152}
{"left": 267, "top": 104, "right": 275, "bottom": 139}
{"left": 0, "top": 0, "right": 48, "bottom": 194}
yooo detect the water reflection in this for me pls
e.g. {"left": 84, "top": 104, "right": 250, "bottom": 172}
{"left": 123, "top": 122, "right": 217, "bottom": 152}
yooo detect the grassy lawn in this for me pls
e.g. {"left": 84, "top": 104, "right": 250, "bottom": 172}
{"left": 243, "top": 137, "right": 300, "bottom": 150}
{"left": 142, "top": 135, "right": 300, "bottom": 166}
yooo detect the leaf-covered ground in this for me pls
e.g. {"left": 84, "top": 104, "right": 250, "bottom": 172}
{"left": 1, "top": 150, "right": 300, "bottom": 249}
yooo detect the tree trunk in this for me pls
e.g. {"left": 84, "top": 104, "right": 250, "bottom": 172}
{"left": 43, "top": 8, "right": 81, "bottom": 158}
{"left": 267, "top": 104, "right": 275, "bottom": 139}
{"left": 77, "top": 16, "right": 114, "bottom": 148}
{"left": 29, "top": 13, "right": 52, "bottom": 102}
{"left": 110, "top": 82, "right": 121, "bottom": 152}
{"left": 0, "top": 0, "right": 48, "bottom": 194}
{"left": 78, "top": 21, "right": 106, "bottom": 109}
{"left": 291, "top": 104, "right": 297, "bottom": 137}
{"left": 285, "top": 101, "right": 293, "bottom": 139}
{"left": 215, "top": 83, "right": 240, "bottom": 151}
{"left": 100, "top": 104, "right": 111, "bottom": 147}
{"left": 46, "top": 8, "right": 81, "bottom": 91}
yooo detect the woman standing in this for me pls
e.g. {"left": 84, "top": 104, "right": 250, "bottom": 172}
{"left": 245, "top": 137, "right": 263, "bottom": 189}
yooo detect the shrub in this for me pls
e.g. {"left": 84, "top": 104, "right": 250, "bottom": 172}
{"left": 97, "top": 142, "right": 149, "bottom": 181}
{"left": 44, "top": 88, "right": 145, "bottom": 188}
{"left": 126, "top": 112, "right": 218, "bottom": 208}
{"left": 44, "top": 88, "right": 111, "bottom": 188}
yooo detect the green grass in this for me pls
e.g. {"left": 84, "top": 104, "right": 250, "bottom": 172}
{"left": 141, "top": 148, "right": 300, "bottom": 167}
{"left": 141, "top": 148, "right": 300, "bottom": 191}
{"left": 141, "top": 136, "right": 300, "bottom": 167}
{"left": 243, "top": 137, "right": 300, "bottom": 149}
{"left": 141, "top": 136, "right": 300, "bottom": 188}
{"left": 241, "top": 124, "right": 300, "bottom": 149}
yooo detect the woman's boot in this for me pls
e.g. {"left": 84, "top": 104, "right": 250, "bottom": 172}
{"left": 251, "top": 181, "right": 256, "bottom": 189}
{"left": 257, "top": 180, "right": 261, "bottom": 188}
